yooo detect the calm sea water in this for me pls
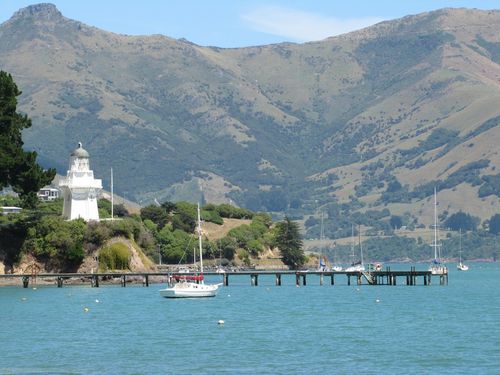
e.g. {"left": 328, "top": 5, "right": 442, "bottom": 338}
{"left": 1, "top": 263, "right": 499, "bottom": 374}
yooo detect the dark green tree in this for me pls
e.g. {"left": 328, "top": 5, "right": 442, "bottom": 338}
{"left": 140, "top": 205, "right": 169, "bottom": 229}
{"left": 489, "top": 214, "right": 500, "bottom": 235}
{"left": 390, "top": 215, "right": 403, "bottom": 229}
{"left": 113, "top": 203, "right": 129, "bottom": 217}
{"left": 160, "top": 200, "right": 176, "bottom": 214}
{"left": 172, "top": 201, "right": 196, "bottom": 233}
{"left": 0, "top": 71, "right": 55, "bottom": 208}
{"left": 275, "top": 217, "right": 305, "bottom": 269}
{"left": 217, "top": 236, "right": 237, "bottom": 260}
{"left": 444, "top": 211, "right": 480, "bottom": 232}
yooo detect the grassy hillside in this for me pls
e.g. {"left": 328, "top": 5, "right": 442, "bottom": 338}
{"left": 0, "top": 4, "right": 498, "bottom": 232}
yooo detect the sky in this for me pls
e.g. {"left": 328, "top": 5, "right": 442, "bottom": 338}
{"left": 1, "top": 0, "right": 499, "bottom": 47}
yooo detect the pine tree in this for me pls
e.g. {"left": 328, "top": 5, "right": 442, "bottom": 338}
{"left": 275, "top": 217, "right": 305, "bottom": 269}
{"left": 0, "top": 71, "right": 55, "bottom": 208}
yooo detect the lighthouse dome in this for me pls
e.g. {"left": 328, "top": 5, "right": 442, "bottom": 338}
{"left": 71, "top": 142, "right": 89, "bottom": 158}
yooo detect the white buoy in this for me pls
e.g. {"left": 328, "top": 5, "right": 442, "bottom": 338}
{"left": 21, "top": 297, "right": 27, "bottom": 301}
{"left": 375, "top": 299, "right": 380, "bottom": 303}
{"left": 32, "top": 287, "right": 37, "bottom": 290}
{"left": 95, "top": 299, "right": 100, "bottom": 303}
{"left": 84, "top": 307, "right": 90, "bottom": 312}
{"left": 218, "top": 320, "right": 225, "bottom": 325}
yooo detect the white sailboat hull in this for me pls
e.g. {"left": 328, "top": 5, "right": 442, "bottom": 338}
{"left": 345, "top": 264, "right": 365, "bottom": 272}
{"left": 159, "top": 282, "right": 220, "bottom": 298}
{"left": 457, "top": 263, "right": 469, "bottom": 271}
{"left": 429, "top": 264, "right": 448, "bottom": 275}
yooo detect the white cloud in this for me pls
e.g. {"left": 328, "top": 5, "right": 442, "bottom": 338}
{"left": 242, "top": 5, "right": 384, "bottom": 42}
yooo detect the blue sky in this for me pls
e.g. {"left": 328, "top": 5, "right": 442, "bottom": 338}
{"left": 1, "top": 0, "right": 499, "bottom": 47}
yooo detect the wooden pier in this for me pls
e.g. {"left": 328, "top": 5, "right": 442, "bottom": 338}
{"left": 0, "top": 267, "right": 447, "bottom": 288}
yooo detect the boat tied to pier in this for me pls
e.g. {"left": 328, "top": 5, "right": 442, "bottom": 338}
{"left": 345, "top": 224, "right": 365, "bottom": 272}
{"left": 428, "top": 188, "right": 448, "bottom": 275}
{"left": 159, "top": 204, "right": 221, "bottom": 298}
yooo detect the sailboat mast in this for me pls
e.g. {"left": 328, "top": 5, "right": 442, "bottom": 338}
{"left": 110, "top": 167, "right": 114, "bottom": 220}
{"left": 459, "top": 228, "right": 462, "bottom": 263}
{"left": 320, "top": 211, "right": 324, "bottom": 265}
{"left": 197, "top": 203, "right": 203, "bottom": 275}
{"left": 359, "top": 224, "right": 364, "bottom": 266}
{"left": 351, "top": 224, "right": 355, "bottom": 263}
{"left": 433, "top": 187, "right": 438, "bottom": 260}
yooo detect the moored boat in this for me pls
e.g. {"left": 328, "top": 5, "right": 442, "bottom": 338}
{"left": 159, "top": 204, "right": 221, "bottom": 298}
{"left": 428, "top": 188, "right": 448, "bottom": 275}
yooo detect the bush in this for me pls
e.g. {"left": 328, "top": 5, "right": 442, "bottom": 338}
{"left": 237, "top": 249, "right": 251, "bottom": 266}
{"left": 22, "top": 216, "right": 87, "bottom": 271}
{"left": 216, "top": 237, "right": 237, "bottom": 260}
{"left": 109, "top": 219, "right": 141, "bottom": 240}
{"left": 201, "top": 209, "right": 223, "bottom": 225}
{"left": 85, "top": 222, "right": 112, "bottom": 247}
{"left": 247, "top": 239, "right": 263, "bottom": 256}
{"left": 99, "top": 243, "right": 130, "bottom": 270}
{"left": 216, "top": 204, "right": 254, "bottom": 219}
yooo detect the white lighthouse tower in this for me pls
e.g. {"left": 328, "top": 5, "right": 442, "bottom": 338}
{"left": 59, "top": 142, "right": 102, "bottom": 221}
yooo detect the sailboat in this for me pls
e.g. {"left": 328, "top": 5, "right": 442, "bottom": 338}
{"left": 428, "top": 188, "right": 448, "bottom": 275}
{"left": 457, "top": 229, "right": 469, "bottom": 271}
{"left": 159, "top": 204, "right": 221, "bottom": 298}
{"left": 345, "top": 224, "right": 365, "bottom": 272}
{"left": 317, "top": 211, "right": 329, "bottom": 271}
{"left": 330, "top": 241, "right": 343, "bottom": 272}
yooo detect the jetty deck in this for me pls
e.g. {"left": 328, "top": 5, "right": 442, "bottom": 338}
{"left": 0, "top": 267, "right": 448, "bottom": 288}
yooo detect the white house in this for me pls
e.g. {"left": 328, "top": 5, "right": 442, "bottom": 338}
{"left": 38, "top": 186, "right": 60, "bottom": 201}
{"left": 1, "top": 206, "right": 22, "bottom": 215}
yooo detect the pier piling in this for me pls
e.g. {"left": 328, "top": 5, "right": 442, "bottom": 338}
{"left": 250, "top": 274, "right": 258, "bottom": 286}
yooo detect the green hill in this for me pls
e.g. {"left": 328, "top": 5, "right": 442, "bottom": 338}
{"left": 0, "top": 4, "right": 498, "bottom": 233}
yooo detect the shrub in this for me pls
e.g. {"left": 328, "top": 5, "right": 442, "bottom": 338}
{"left": 247, "top": 239, "right": 263, "bottom": 256}
{"left": 217, "top": 237, "right": 237, "bottom": 260}
{"left": 201, "top": 209, "right": 223, "bottom": 225}
{"left": 237, "top": 249, "right": 251, "bottom": 266}
{"left": 85, "top": 222, "right": 112, "bottom": 247}
{"left": 216, "top": 204, "right": 254, "bottom": 219}
{"left": 99, "top": 243, "right": 130, "bottom": 270}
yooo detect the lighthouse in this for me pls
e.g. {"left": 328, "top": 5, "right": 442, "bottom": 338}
{"left": 59, "top": 142, "right": 102, "bottom": 221}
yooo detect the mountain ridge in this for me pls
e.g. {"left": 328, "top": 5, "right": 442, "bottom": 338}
{"left": 0, "top": 4, "right": 499, "bottom": 231}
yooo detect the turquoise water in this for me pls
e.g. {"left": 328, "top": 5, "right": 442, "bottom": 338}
{"left": 1, "top": 263, "right": 499, "bottom": 374}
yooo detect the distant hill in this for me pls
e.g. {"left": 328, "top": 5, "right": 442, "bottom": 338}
{"left": 0, "top": 4, "right": 499, "bottom": 234}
